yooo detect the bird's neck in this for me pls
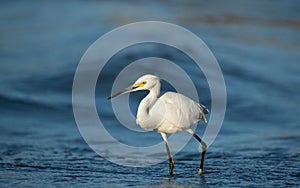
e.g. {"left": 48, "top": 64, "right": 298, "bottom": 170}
{"left": 137, "top": 82, "right": 160, "bottom": 121}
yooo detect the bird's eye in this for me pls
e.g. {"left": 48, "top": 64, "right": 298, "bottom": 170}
{"left": 142, "top": 81, "right": 147, "bottom": 84}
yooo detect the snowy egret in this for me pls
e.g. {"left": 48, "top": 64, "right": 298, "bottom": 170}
{"left": 108, "top": 74, "right": 209, "bottom": 175}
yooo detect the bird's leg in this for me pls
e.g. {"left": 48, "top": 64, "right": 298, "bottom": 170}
{"left": 187, "top": 129, "right": 207, "bottom": 175}
{"left": 194, "top": 134, "right": 207, "bottom": 175}
{"left": 160, "top": 132, "right": 174, "bottom": 175}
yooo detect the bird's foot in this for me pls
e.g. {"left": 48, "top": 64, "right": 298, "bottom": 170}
{"left": 169, "top": 158, "right": 174, "bottom": 175}
{"left": 198, "top": 168, "right": 203, "bottom": 175}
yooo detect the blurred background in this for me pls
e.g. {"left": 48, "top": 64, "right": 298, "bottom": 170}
{"left": 0, "top": 0, "right": 299, "bottom": 187}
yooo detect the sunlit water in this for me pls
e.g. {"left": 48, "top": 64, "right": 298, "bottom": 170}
{"left": 0, "top": 0, "right": 299, "bottom": 187}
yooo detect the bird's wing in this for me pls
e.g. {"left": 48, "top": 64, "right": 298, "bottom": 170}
{"left": 151, "top": 92, "right": 207, "bottom": 130}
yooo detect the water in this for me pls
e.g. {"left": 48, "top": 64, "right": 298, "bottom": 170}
{"left": 1, "top": 0, "right": 300, "bottom": 187}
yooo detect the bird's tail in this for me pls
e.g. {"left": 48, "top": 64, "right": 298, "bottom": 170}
{"left": 199, "top": 103, "right": 209, "bottom": 123}
{"left": 199, "top": 104, "right": 209, "bottom": 114}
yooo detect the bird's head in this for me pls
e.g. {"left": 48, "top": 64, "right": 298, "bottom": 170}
{"left": 108, "top": 74, "right": 160, "bottom": 99}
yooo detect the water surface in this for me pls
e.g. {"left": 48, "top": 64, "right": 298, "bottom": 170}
{"left": 0, "top": 0, "right": 299, "bottom": 187}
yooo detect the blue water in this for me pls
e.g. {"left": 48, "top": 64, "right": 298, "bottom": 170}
{"left": 1, "top": 0, "right": 300, "bottom": 187}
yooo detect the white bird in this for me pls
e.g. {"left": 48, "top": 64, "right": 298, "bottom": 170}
{"left": 108, "top": 74, "right": 209, "bottom": 175}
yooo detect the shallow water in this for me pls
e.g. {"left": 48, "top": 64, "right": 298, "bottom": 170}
{"left": 0, "top": 0, "right": 300, "bottom": 187}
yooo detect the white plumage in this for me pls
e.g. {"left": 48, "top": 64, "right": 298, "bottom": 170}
{"left": 108, "top": 74, "right": 209, "bottom": 175}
